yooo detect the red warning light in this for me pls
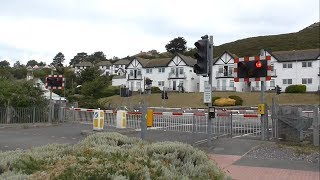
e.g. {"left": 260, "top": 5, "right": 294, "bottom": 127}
{"left": 255, "top": 61, "right": 262, "bottom": 68}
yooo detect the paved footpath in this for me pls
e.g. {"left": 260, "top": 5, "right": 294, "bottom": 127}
{"left": 209, "top": 154, "right": 320, "bottom": 180}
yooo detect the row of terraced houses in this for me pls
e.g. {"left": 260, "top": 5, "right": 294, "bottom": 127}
{"left": 74, "top": 49, "right": 320, "bottom": 92}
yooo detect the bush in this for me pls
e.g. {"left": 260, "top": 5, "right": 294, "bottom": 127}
{"left": 0, "top": 133, "right": 229, "bottom": 179}
{"left": 228, "top": 95, "right": 243, "bottom": 106}
{"left": 212, "top": 96, "right": 221, "bottom": 105}
{"left": 285, "top": 85, "right": 306, "bottom": 93}
{"left": 214, "top": 98, "right": 236, "bottom": 106}
{"left": 151, "top": 86, "right": 161, "bottom": 93}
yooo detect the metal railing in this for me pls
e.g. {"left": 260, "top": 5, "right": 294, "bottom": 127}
{"left": 168, "top": 72, "right": 186, "bottom": 79}
{"left": 0, "top": 107, "right": 48, "bottom": 124}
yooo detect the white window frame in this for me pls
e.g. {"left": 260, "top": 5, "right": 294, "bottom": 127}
{"left": 302, "top": 61, "right": 312, "bottom": 68}
{"left": 283, "top": 79, "right": 292, "bottom": 85}
{"left": 158, "top": 81, "right": 164, "bottom": 86}
{"left": 179, "top": 68, "right": 184, "bottom": 74}
{"left": 229, "top": 80, "right": 234, "bottom": 87}
{"left": 146, "top": 68, "right": 152, "bottom": 74}
{"left": 302, "top": 78, "right": 312, "bottom": 84}
{"left": 158, "top": 67, "right": 165, "bottom": 73}
{"left": 283, "top": 63, "right": 292, "bottom": 68}
{"left": 270, "top": 79, "right": 275, "bottom": 87}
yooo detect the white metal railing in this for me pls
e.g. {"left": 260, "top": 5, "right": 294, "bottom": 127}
{"left": 168, "top": 72, "right": 186, "bottom": 79}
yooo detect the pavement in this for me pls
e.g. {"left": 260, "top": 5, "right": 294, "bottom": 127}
{"left": 0, "top": 123, "right": 319, "bottom": 180}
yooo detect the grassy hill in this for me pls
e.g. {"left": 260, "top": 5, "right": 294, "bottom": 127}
{"left": 213, "top": 22, "right": 320, "bottom": 57}
{"left": 100, "top": 92, "right": 320, "bottom": 109}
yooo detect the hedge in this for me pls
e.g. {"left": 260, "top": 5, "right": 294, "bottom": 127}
{"left": 228, "top": 95, "right": 243, "bottom": 106}
{"left": 285, "top": 85, "right": 306, "bottom": 93}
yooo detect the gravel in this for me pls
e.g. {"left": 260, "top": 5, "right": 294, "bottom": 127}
{"left": 245, "top": 143, "right": 320, "bottom": 164}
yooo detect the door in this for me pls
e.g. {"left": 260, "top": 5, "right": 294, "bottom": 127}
{"left": 173, "top": 81, "right": 176, "bottom": 90}
{"left": 222, "top": 80, "right": 226, "bottom": 90}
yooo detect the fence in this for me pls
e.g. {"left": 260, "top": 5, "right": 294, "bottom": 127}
{"left": 0, "top": 107, "right": 49, "bottom": 124}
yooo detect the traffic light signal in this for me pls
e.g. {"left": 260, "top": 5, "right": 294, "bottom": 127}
{"left": 193, "top": 36, "right": 209, "bottom": 76}
{"left": 237, "top": 60, "right": 268, "bottom": 78}
{"left": 275, "top": 85, "right": 281, "bottom": 94}
{"left": 46, "top": 76, "right": 64, "bottom": 89}
{"left": 145, "top": 78, "right": 152, "bottom": 85}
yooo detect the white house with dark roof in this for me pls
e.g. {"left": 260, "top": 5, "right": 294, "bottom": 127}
{"left": 74, "top": 61, "right": 93, "bottom": 74}
{"left": 264, "top": 49, "right": 320, "bottom": 92}
{"left": 111, "top": 59, "right": 130, "bottom": 76}
{"left": 199, "top": 49, "right": 320, "bottom": 92}
{"left": 96, "top": 60, "right": 112, "bottom": 76}
{"left": 116, "top": 53, "right": 200, "bottom": 92}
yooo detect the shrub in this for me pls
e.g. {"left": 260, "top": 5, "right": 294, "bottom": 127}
{"left": 151, "top": 86, "right": 161, "bottom": 93}
{"left": 212, "top": 96, "right": 221, "bottom": 105}
{"left": 285, "top": 85, "right": 306, "bottom": 93}
{"left": 0, "top": 133, "right": 229, "bottom": 179}
{"left": 228, "top": 95, "right": 243, "bottom": 106}
{"left": 214, "top": 98, "right": 236, "bottom": 106}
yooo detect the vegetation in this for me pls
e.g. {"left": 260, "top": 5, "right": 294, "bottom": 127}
{"left": 228, "top": 95, "right": 243, "bottom": 106}
{"left": 0, "top": 79, "right": 47, "bottom": 107}
{"left": 186, "top": 23, "right": 320, "bottom": 58}
{"left": 165, "top": 37, "right": 187, "bottom": 54}
{"left": 0, "top": 133, "right": 228, "bottom": 179}
{"left": 285, "top": 85, "right": 307, "bottom": 93}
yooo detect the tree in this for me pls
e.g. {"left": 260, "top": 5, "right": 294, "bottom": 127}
{"left": 87, "top": 51, "right": 106, "bottom": 64}
{"left": 0, "top": 79, "right": 47, "bottom": 107}
{"left": 69, "top": 52, "right": 88, "bottom": 67}
{"left": 38, "top": 61, "right": 46, "bottom": 66}
{"left": 165, "top": 37, "right": 187, "bottom": 54}
{"left": 13, "top": 61, "right": 23, "bottom": 68}
{"left": 76, "top": 67, "right": 101, "bottom": 84}
{"left": 0, "top": 60, "right": 10, "bottom": 68}
{"left": 26, "top": 60, "right": 39, "bottom": 67}
{"left": 52, "top": 52, "right": 65, "bottom": 67}
{"left": 12, "top": 68, "right": 27, "bottom": 79}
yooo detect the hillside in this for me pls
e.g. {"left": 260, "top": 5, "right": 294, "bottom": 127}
{"left": 213, "top": 22, "right": 320, "bottom": 57}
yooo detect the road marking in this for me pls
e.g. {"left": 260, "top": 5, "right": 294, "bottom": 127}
{"left": 4, "top": 145, "right": 9, "bottom": 148}
{"left": 71, "top": 138, "right": 76, "bottom": 140}
{"left": 61, "top": 137, "right": 66, "bottom": 139}
{"left": 51, "top": 136, "right": 55, "bottom": 138}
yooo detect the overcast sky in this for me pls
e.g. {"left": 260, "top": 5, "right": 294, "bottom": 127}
{"left": 0, "top": 0, "right": 319, "bottom": 66}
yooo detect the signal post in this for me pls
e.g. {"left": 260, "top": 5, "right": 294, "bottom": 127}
{"left": 193, "top": 35, "right": 214, "bottom": 147}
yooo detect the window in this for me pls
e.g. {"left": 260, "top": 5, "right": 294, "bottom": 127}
{"left": 302, "top": 78, "right": 312, "bottom": 84}
{"left": 217, "top": 80, "right": 220, "bottom": 88}
{"left": 158, "top": 67, "right": 165, "bottom": 73}
{"left": 136, "top": 82, "right": 141, "bottom": 89}
{"left": 146, "top": 68, "right": 152, "bottom": 74}
{"left": 283, "top": 63, "right": 292, "bottom": 68}
{"left": 170, "top": 68, "right": 175, "bottom": 74}
{"left": 137, "top": 69, "right": 141, "bottom": 75}
{"left": 179, "top": 68, "right": 184, "bottom": 74}
{"left": 302, "top": 61, "right": 312, "bottom": 67}
{"left": 283, "top": 79, "right": 292, "bottom": 85}
{"left": 229, "top": 80, "right": 234, "bottom": 87}
{"left": 270, "top": 80, "right": 275, "bottom": 87}
{"left": 115, "top": 65, "right": 119, "bottom": 68}
{"left": 158, "top": 81, "right": 164, "bottom": 86}
{"left": 255, "top": 82, "right": 260, "bottom": 88}
{"left": 129, "top": 70, "right": 133, "bottom": 76}
{"left": 218, "top": 67, "right": 223, "bottom": 73}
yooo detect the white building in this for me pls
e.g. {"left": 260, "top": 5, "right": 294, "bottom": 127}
{"left": 74, "top": 62, "right": 93, "bottom": 75}
{"left": 199, "top": 49, "right": 320, "bottom": 92}
{"left": 115, "top": 54, "right": 200, "bottom": 92}
{"left": 96, "top": 60, "right": 112, "bottom": 76}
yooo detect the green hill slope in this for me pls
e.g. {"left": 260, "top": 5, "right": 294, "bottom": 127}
{"left": 213, "top": 22, "right": 320, "bottom": 57}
